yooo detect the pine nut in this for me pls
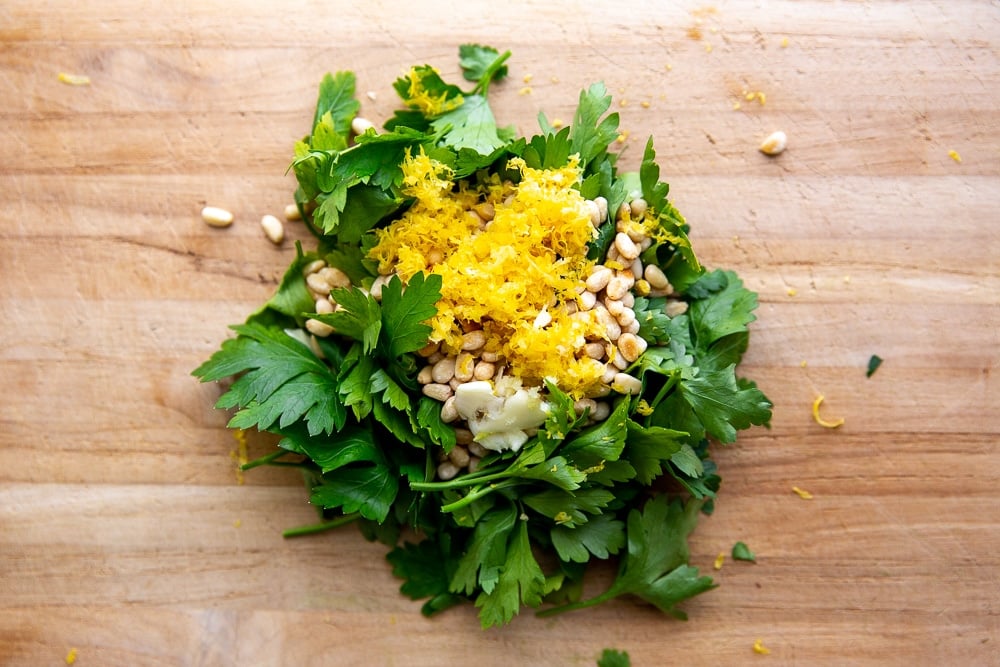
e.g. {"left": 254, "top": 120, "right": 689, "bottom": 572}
{"left": 584, "top": 342, "right": 605, "bottom": 359}
{"left": 614, "top": 232, "right": 639, "bottom": 260}
{"left": 533, "top": 309, "right": 552, "bottom": 328}
{"left": 351, "top": 116, "right": 376, "bottom": 135}
{"left": 592, "top": 401, "right": 611, "bottom": 421}
{"left": 437, "top": 461, "right": 460, "bottom": 481}
{"left": 454, "top": 353, "right": 476, "bottom": 382}
{"left": 431, "top": 358, "right": 456, "bottom": 384}
{"left": 622, "top": 292, "right": 635, "bottom": 308}
{"left": 417, "top": 365, "right": 435, "bottom": 384}
{"left": 201, "top": 206, "right": 234, "bottom": 228}
{"left": 440, "top": 397, "right": 459, "bottom": 423}
{"left": 602, "top": 363, "right": 618, "bottom": 384}
{"left": 574, "top": 398, "right": 597, "bottom": 416}
{"left": 617, "top": 307, "right": 637, "bottom": 329}
{"left": 611, "top": 349, "right": 629, "bottom": 370}
{"left": 617, "top": 332, "right": 647, "bottom": 362}
{"left": 629, "top": 197, "right": 648, "bottom": 218}
{"left": 592, "top": 384, "right": 612, "bottom": 397}
{"left": 370, "top": 274, "right": 390, "bottom": 300}
{"left": 307, "top": 334, "right": 325, "bottom": 360}
{"left": 468, "top": 456, "right": 481, "bottom": 473}
{"left": 665, "top": 300, "right": 689, "bottom": 317}
{"left": 586, "top": 267, "right": 613, "bottom": 292}
{"left": 606, "top": 275, "right": 631, "bottom": 300}
{"left": 315, "top": 298, "right": 335, "bottom": 314}
{"left": 624, "top": 319, "right": 641, "bottom": 334}
{"left": 564, "top": 300, "right": 579, "bottom": 315}
{"left": 480, "top": 351, "right": 499, "bottom": 363}
{"left": 448, "top": 446, "right": 471, "bottom": 467}
{"left": 606, "top": 298, "right": 624, "bottom": 317}
{"left": 456, "top": 429, "right": 475, "bottom": 446}
{"left": 630, "top": 257, "right": 643, "bottom": 277}
{"left": 261, "top": 214, "right": 284, "bottom": 245}
{"left": 616, "top": 202, "right": 630, "bottom": 222}
{"left": 639, "top": 237, "right": 653, "bottom": 252}
{"left": 422, "top": 383, "right": 453, "bottom": 401}
{"left": 319, "top": 267, "right": 351, "bottom": 288}
{"left": 594, "top": 196, "right": 609, "bottom": 222}
{"left": 644, "top": 264, "right": 670, "bottom": 290}
{"left": 595, "top": 306, "right": 622, "bottom": 341}
{"left": 579, "top": 290, "right": 598, "bottom": 311}
{"left": 585, "top": 199, "right": 602, "bottom": 227}
{"left": 473, "top": 361, "right": 496, "bottom": 380}
{"left": 284, "top": 203, "right": 302, "bottom": 221}
{"left": 417, "top": 341, "right": 440, "bottom": 357}
{"left": 305, "top": 318, "right": 334, "bottom": 337}
{"left": 302, "top": 259, "right": 326, "bottom": 276}
{"left": 460, "top": 330, "right": 486, "bottom": 351}
{"left": 612, "top": 372, "right": 643, "bottom": 395}
{"left": 759, "top": 130, "right": 787, "bottom": 156}
{"left": 306, "top": 273, "right": 330, "bottom": 295}
{"left": 473, "top": 202, "right": 495, "bottom": 221}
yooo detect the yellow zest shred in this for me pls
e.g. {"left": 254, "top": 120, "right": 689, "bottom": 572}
{"left": 233, "top": 429, "right": 249, "bottom": 484}
{"left": 812, "top": 394, "right": 845, "bottom": 428}
{"left": 58, "top": 72, "right": 90, "bottom": 86}
{"left": 635, "top": 399, "right": 654, "bottom": 416}
{"left": 780, "top": 37, "right": 790, "bottom": 48}
{"left": 800, "top": 360, "right": 808, "bottom": 368}
{"left": 550, "top": 118, "right": 565, "bottom": 128}
{"left": 369, "top": 151, "right": 608, "bottom": 396}
{"left": 523, "top": 73, "right": 533, "bottom": 83}
{"left": 713, "top": 552, "right": 725, "bottom": 570}
{"left": 732, "top": 101, "right": 742, "bottom": 111}
{"left": 791, "top": 486, "right": 814, "bottom": 500}
{"left": 948, "top": 149, "right": 962, "bottom": 163}
{"left": 753, "top": 638, "right": 771, "bottom": 655}
{"left": 705, "top": 43, "right": 713, "bottom": 53}
{"left": 233, "top": 518, "right": 242, "bottom": 528}
{"left": 786, "top": 287, "right": 797, "bottom": 297}
{"left": 640, "top": 101, "right": 651, "bottom": 108}
{"left": 519, "top": 86, "right": 532, "bottom": 96}
{"left": 404, "top": 67, "right": 463, "bottom": 116}
{"left": 65, "top": 648, "right": 79, "bottom": 665}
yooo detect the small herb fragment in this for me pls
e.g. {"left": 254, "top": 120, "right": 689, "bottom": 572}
{"left": 597, "top": 649, "right": 631, "bottom": 667}
{"left": 866, "top": 354, "right": 883, "bottom": 378}
{"left": 732, "top": 541, "right": 756, "bottom": 562}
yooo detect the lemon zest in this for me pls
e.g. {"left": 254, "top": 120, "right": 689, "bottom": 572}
{"left": 65, "top": 648, "right": 79, "bottom": 665}
{"left": 948, "top": 149, "right": 962, "bottom": 163}
{"left": 635, "top": 399, "right": 654, "bottom": 416}
{"left": 791, "top": 486, "right": 814, "bottom": 500}
{"left": 369, "top": 152, "right": 607, "bottom": 396}
{"left": 713, "top": 552, "right": 725, "bottom": 570}
{"left": 752, "top": 638, "right": 771, "bottom": 655}
{"left": 404, "top": 67, "right": 463, "bottom": 116}
{"left": 58, "top": 72, "right": 90, "bottom": 86}
{"left": 812, "top": 394, "right": 845, "bottom": 428}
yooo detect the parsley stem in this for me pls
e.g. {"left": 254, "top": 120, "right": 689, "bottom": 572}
{"left": 535, "top": 591, "right": 614, "bottom": 618}
{"left": 439, "top": 480, "right": 515, "bottom": 513}
{"left": 240, "top": 449, "right": 291, "bottom": 471}
{"left": 409, "top": 468, "right": 508, "bottom": 492}
{"left": 282, "top": 512, "right": 361, "bottom": 538}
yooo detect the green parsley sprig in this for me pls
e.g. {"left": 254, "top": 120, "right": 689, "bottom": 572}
{"left": 194, "top": 44, "right": 772, "bottom": 628}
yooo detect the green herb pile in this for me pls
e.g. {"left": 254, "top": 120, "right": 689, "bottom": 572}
{"left": 194, "top": 45, "right": 771, "bottom": 628}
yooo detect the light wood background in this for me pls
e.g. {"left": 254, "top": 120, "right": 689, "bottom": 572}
{"left": 2, "top": 1, "right": 997, "bottom": 665}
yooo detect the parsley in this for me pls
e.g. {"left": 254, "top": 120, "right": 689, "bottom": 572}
{"left": 867, "top": 354, "right": 884, "bottom": 377}
{"left": 597, "top": 649, "right": 631, "bottom": 667}
{"left": 732, "top": 541, "right": 757, "bottom": 562}
{"left": 194, "top": 44, "right": 771, "bottom": 630}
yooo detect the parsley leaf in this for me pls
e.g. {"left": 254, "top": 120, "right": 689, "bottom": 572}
{"left": 687, "top": 270, "right": 759, "bottom": 351}
{"left": 475, "top": 520, "right": 546, "bottom": 627}
{"left": 551, "top": 513, "right": 626, "bottom": 563}
{"left": 597, "top": 649, "right": 631, "bottom": 667}
{"left": 458, "top": 44, "right": 510, "bottom": 94}
{"left": 867, "top": 354, "right": 884, "bottom": 377}
{"left": 451, "top": 505, "right": 517, "bottom": 596}
{"left": 316, "top": 286, "right": 382, "bottom": 355}
{"left": 431, "top": 94, "right": 506, "bottom": 155}
{"left": 312, "top": 71, "right": 360, "bottom": 141}
{"left": 657, "top": 365, "right": 772, "bottom": 445}
{"left": 192, "top": 323, "right": 346, "bottom": 437}
{"left": 541, "top": 495, "right": 716, "bottom": 620}
{"left": 380, "top": 272, "right": 442, "bottom": 358}
{"left": 732, "top": 541, "right": 757, "bottom": 563}
{"left": 569, "top": 83, "right": 620, "bottom": 169}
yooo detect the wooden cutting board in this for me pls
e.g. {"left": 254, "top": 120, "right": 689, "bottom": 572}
{"left": 2, "top": 1, "right": 997, "bottom": 665}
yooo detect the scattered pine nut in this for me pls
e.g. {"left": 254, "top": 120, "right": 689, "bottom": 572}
{"left": 284, "top": 203, "right": 302, "bottom": 221}
{"left": 261, "top": 214, "right": 284, "bottom": 245}
{"left": 201, "top": 206, "right": 234, "bottom": 228}
{"left": 759, "top": 131, "right": 788, "bottom": 156}
{"left": 351, "top": 117, "right": 375, "bottom": 135}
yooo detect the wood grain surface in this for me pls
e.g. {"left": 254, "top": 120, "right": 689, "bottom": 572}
{"left": 1, "top": 1, "right": 997, "bottom": 665}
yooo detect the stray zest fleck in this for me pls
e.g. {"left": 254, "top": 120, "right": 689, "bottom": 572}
{"left": 194, "top": 45, "right": 771, "bottom": 629}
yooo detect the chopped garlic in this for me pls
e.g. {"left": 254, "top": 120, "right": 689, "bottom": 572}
{"left": 453, "top": 381, "right": 549, "bottom": 452}
{"left": 812, "top": 394, "right": 845, "bottom": 428}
